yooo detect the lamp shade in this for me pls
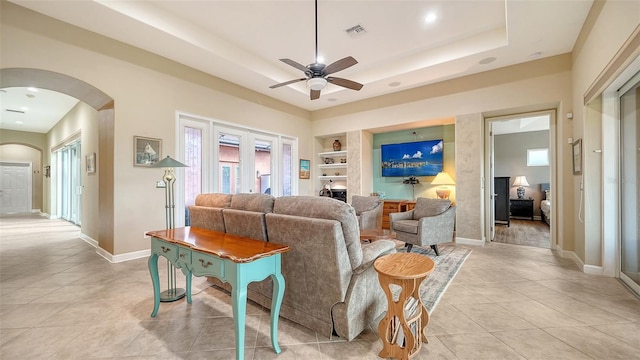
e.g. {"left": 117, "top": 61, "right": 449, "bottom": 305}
{"left": 151, "top": 156, "right": 187, "bottom": 168}
{"left": 513, "top": 176, "right": 530, "bottom": 187}
{"left": 431, "top": 171, "right": 455, "bottom": 185}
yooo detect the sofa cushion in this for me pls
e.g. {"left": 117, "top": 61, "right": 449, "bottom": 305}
{"left": 272, "top": 196, "right": 362, "bottom": 270}
{"left": 230, "top": 193, "right": 275, "bottom": 213}
{"left": 195, "top": 193, "right": 232, "bottom": 208}
{"left": 413, "top": 198, "right": 451, "bottom": 219}
{"left": 393, "top": 219, "right": 419, "bottom": 234}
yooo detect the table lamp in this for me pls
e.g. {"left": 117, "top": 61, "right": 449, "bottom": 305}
{"left": 431, "top": 171, "right": 455, "bottom": 199}
{"left": 513, "top": 176, "right": 530, "bottom": 199}
{"left": 151, "top": 155, "right": 188, "bottom": 301}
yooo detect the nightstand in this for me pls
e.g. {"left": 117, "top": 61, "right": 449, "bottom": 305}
{"left": 510, "top": 199, "right": 534, "bottom": 220}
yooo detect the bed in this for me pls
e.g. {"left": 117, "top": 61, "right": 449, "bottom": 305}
{"left": 540, "top": 183, "right": 551, "bottom": 227}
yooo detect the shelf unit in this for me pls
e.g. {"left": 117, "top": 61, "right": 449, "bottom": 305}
{"left": 318, "top": 150, "right": 348, "bottom": 180}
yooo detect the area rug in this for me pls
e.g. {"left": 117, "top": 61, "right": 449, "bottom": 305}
{"left": 409, "top": 244, "right": 471, "bottom": 313}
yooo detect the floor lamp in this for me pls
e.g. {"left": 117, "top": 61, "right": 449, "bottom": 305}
{"left": 152, "top": 155, "right": 188, "bottom": 302}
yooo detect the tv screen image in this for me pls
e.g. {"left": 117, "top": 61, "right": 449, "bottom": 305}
{"left": 381, "top": 139, "right": 443, "bottom": 177}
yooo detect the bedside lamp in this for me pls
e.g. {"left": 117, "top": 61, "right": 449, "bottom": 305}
{"left": 513, "top": 176, "right": 530, "bottom": 199}
{"left": 431, "top": 171, "right": 455, "bottom": 199}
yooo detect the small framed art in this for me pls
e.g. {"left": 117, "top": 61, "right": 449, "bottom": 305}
{"left": 299, "top": 159, "right": 310, "bottom": 179}
{"left": 86, "top": 153, "right": 96, "bottom": 174}
{"left": 134, "top": 136, "right": 161, "bottom": 167}
{"left": 572, "top": 138, "right": 582, "bottom": 175}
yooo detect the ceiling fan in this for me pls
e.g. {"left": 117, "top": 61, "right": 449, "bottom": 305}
{"left": 269, "top": 0, "right": 363, "bottom": 100}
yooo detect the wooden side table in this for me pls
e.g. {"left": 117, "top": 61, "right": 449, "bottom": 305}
{"left": 374, "top": 253, "right": 435, "bottom": 360}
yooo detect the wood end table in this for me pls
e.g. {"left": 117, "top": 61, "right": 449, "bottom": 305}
{"left": 374, "top": 252, "right": 435, "bottom": 360}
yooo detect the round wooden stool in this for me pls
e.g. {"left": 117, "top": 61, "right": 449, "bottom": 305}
{"left": 374, "top": 252, "right": 435, "bottom": 360}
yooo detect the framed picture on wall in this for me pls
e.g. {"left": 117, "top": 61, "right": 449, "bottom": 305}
{"left": 572, "top": 138, "right": 582, "bottom": 175}
{"left": 134, "top": 136, "right": 161, "bottom": 167}
{"left": 86, "top": 153, "right": 96, "bottom": 174}
{"left": 299, "top": 159, "right": 310, "bottom": 179}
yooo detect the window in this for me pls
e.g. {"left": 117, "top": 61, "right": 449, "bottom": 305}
{"left": 527, "top": 148, "right": 549, "bottom": 166}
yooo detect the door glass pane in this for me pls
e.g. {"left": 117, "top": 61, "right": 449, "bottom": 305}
{"left": 184, "top": 126, "right": 202, "bottom": 225}
{"left": 218, "top": 133, "right": 241, "bottom": 194}
{"left": 620, "top": 76, "right": 640, "bottom": 288}
{"left": 255, "top": 140, "right": 272, "bottom": 194}
{"left": 282, "top": 142, "right": 292, "bottom": 196}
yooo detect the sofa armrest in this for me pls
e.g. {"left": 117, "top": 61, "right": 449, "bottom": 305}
{"left": 389, "top": 209, "right": 414, "bottom": 223}
{"left": 354, "top": 240, "right": 396, "bottom": 275}
{"left": 417, "top": 206, "right": 456, "bottom": 243}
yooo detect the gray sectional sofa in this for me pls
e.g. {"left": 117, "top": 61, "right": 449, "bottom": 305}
{"left": 188, "top": 193, "right": 396, "bottom": 340}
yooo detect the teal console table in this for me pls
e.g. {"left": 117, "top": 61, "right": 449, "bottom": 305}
{"left": 147, "top": 226, "right": 290, "bottom": 360}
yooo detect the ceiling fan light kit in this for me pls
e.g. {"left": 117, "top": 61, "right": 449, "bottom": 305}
{"left": 270, "top": 0, "right": 363, "bottom": 100}
{"left": 308, "top": 77, "right": 327, "bottom": 91}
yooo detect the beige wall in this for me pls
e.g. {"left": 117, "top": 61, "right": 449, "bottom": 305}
{"left": 571, "top": 1, "right": 640, "bottom": 266}
{"left": 47, "top": 101, "right": 100, "bottom": 242}
{"left": 0, "top": 129, "right": 46, "bottom": 211}
{"left": 1, "top": 2, "right": 311, "bottom": 255}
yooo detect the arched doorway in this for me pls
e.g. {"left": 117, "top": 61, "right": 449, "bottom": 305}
{"left": 0, "top": 68, "right": 116, "bottom": 253}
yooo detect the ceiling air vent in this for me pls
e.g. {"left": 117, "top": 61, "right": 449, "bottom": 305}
{"left": 5, "top": 109, "right": 25, "bottom": 114}
{"left": 345, "top": 24, "right": 367, "bottom": 38}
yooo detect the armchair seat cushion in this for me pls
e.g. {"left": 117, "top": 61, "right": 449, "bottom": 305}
{"left": 393, "top": 219, "right": 419, "bottom": 234}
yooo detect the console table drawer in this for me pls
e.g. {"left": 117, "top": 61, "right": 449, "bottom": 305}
{"left": 151, "top": 240, "right": 179, "bottom": 262}
{"left": 192, "top": 252, "right": 224, "bottom": 278}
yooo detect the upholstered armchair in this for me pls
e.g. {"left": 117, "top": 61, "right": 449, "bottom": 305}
{"left": 350, "top": 195, "right": 383, "bottom": 230}
{"left": 389, "top": 197, "right": 456, "bottom": 255}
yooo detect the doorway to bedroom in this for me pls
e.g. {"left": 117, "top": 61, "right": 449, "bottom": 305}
{"left": 485, "top": 111, "right": 554, "bottom": 249}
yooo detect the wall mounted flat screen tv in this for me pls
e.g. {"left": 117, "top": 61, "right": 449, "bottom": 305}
{"left": 381, "top": 139, "right": 443, "bottom": 177}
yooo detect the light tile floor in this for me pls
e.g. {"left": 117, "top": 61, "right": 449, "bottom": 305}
{"left": 1, "top": 215, "right": 639, "bottom": 359}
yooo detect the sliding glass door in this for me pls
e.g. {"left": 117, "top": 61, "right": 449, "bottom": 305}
{"left": 619, "top": 73, "right": 640, "bottom": 291}
{"left": 55, "top": 140, "right": 82, "bottom": 225}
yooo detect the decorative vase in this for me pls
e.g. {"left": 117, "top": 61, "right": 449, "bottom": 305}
{"left": 333, "top": 139, "right": 342, "bottom": 151}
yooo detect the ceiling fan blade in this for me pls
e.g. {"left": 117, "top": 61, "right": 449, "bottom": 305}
{"left": 327, "top": 77, "right": 363, "bottom": 91}
{"left": 323, "top": 56, "right": 358, "bottom": 75}
{"left": 279, "top": 59, "right": 310, "bottom": 74}
{"left": 269, "top": 78, "right": 307, "bottom": 89}
{"left": 310, "top": 89, "right": 321, "bottom": 100}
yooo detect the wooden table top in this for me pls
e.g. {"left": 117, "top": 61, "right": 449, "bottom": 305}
{"left": 146, "top": 227, "right": 290, "bottom": 263}
{"left": 374, "top": 253, "right": 434, "bottom": 279}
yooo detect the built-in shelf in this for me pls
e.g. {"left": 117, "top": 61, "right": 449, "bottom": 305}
{"left": 318, "top": 163, "right": 347, "bottom": 169}
{"left": 319, "top": 175, "right": 347, "bottom": 181}
{"left": 318, "top": 150, "right": 347, "bottom": 157}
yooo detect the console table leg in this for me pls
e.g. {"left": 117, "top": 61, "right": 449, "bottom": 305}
{"left": 231, "top": 285, "right": 248, "bottom": 360}
{"left": 148, "top": 253, "right": 160, "bottom": 317}
{"left": 270, "top": 270, "right": 285, "bottom": 354}
{"left": 185, "top": 272, "right": 192, "bottom": 304}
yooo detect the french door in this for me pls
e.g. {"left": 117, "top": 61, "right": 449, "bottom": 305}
{"left": 178, "top": 114, "right": 298, "bottom": 226}
{"left": 55, "top": 140, "right": 82, "bottom": 225}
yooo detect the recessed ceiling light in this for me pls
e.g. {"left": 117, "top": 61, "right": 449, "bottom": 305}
{"left": 327, "top": 98, "right": 337, "bottom": 102}
{"left": 479, "top": 57, "right": 496, "bottom": 65}
{"left": 424, "top": 12, "right": 437, "bottom": 23}
{"left": 388, "top": 82, "right": 401, "bottom": 87}
{"left": 26, "top": 94, "right": 35, "bottom": 99}
{"left": 528, "top": 51, "right": 542, "bottom": 59}
{"left": 20, "top": 106, "right": 28, "bottom": 111}
{"left": 27, "top": 87, "right": 39, "bottom": 92}
{"left": 15, "top": 120, "right": 23, "bottom": 124}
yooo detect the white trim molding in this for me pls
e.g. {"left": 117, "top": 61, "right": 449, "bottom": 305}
{"left": 80, "top": 233, "right": 98, "bottom": 248}
{"left": 455, "top": 237, "right": 484, "bottom": 246}
{"left": 97, "top": 247, "right": 150, "bottom": 263}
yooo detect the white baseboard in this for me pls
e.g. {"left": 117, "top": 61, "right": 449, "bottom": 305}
{"left": 584, "top": 264, "right": 604, "bottom": 275}
{"left": 455, "top": 237, "right": 484, "bottom": 246}
{"left": 80, "top": 233, "right": 98, "bottom": 248}
{"left": 96, "top": 247, "right": 150, "bottom": 263}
